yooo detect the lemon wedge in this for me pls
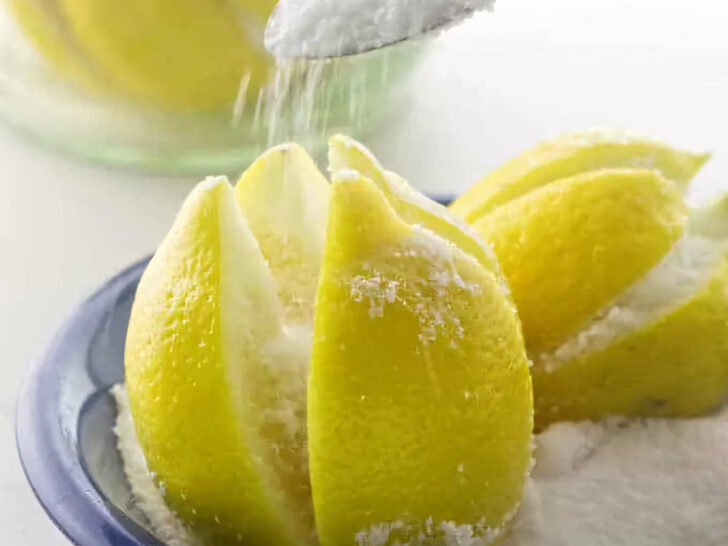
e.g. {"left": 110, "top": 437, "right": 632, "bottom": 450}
{"left": 308, "top": 169, "right": 533, "bottom": 545}
{"left": 328, "top": 134, "right": 503, "bottom": 275}
{"left": 453, "top": 130, "right": 728, "bottom": 428}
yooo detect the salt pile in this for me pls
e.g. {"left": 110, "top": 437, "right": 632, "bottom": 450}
{"left": 265, "top": 0, "right": 495, "bottom": 59}
{"left": 504, "top": 407, "right": 728, "bottom": 546}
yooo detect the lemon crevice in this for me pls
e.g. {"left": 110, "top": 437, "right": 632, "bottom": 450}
{"left": 540, "top": 234, "right": 727, "bottom": 372}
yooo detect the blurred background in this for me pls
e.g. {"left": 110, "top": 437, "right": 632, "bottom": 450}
{"left": 2, "top": 0, "right": 727, "bottom": 543}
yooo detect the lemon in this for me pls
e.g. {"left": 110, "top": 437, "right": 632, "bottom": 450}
{"left": 472, "top": 168, "right": 688, "bottom": 356}
{"left": 125, "top": 177, "right": 316, "bottom": 545}
{"left": 13, "top": 0, "right": 276, "bottom": 110}
{"left": 235, "top": 143, "right": 331, "bottom": 324}
{"left": 533, "top": 194, "right": 728, "bottom": 428}
{"left": 308, "top": 168, "right": 533, "bottom": 544}
{"left": 450, "top": 129, "right": 709, "bottom": 224}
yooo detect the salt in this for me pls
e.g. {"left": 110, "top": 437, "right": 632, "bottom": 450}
{"left": 504, "top": 408, "right": 728, "bottom": 546}
{"left": 265, "top": 0, "right": 495, "bottom": 59}
{"left": 114, "top": 385, "right": 728, "bottom": 545}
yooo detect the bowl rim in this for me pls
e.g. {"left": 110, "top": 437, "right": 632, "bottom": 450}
{"left": 15, "top": 254, "right": 163, "bottom": 546}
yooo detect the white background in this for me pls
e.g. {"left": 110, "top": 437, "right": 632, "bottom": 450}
{"left": 1, "top": 0, "right": 727, "bottom": 543}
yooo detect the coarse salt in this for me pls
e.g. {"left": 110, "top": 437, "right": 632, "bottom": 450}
{"left": 504, "top": 407, "right": 728, "bottom": 546}
{"left": 265, "top": 0, "right": 495, "bottom": 59}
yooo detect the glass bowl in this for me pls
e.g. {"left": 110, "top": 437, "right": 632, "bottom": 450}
{"left": 0, "top": 0, "right": 424, "bottom": 175}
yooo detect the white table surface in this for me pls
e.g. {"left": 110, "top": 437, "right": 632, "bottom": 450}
{"left": 2, "top": 0, "right": 727, "bottom": 543}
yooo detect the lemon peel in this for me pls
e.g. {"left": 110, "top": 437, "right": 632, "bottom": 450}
{"left": 308, "top": 170, "right": 533, "bottom": 546}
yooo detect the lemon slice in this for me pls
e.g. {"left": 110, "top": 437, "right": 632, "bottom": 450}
{"left": 235, "top": 143, "right": 331, "bottom": 324}
{"left": 308, "top": 170, "right": 533, "bottom": 545}
{"left": 125, "top": 177, "right": 315, "bottom": 544}
{"left": 450, "top": 129, "right": 709, "bottom": 223}
{"left": 472, "top": 168, "right": 687, "bottom": 356}
{"left": 533, "top": 193, "right": 728, "bottom": 428}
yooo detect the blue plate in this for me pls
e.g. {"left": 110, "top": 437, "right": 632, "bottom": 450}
{"left": 16, "top": 256, "right": 162, "bottom": 546}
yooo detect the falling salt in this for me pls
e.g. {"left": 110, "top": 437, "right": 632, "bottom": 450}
{"left": 245, "top": 55, "right": 379, "bottom": 151}
{"left": 265, "top": 0, "right": 496, "bottom": 59}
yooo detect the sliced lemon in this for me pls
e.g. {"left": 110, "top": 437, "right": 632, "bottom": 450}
{"left": 472, "top": 168, "right": 687, "bottom": 356}
{"left": 308, "top": 170, "right": 533, "bottom": 545}
{"left": 125, "top": 177, "right": 315, "bottom": 545}
{"left": 235, "top": 143, "right": 330, "bottom": 325}
{"left": 533, "top": 194, "right": 728, "bottom": 428}
{"left": 450, "top": 129, "right": 709, "bottom": 223}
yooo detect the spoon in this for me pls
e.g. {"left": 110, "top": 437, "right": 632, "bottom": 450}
{"left": 264, "top": 0, "right": 495, "bottom": 60}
